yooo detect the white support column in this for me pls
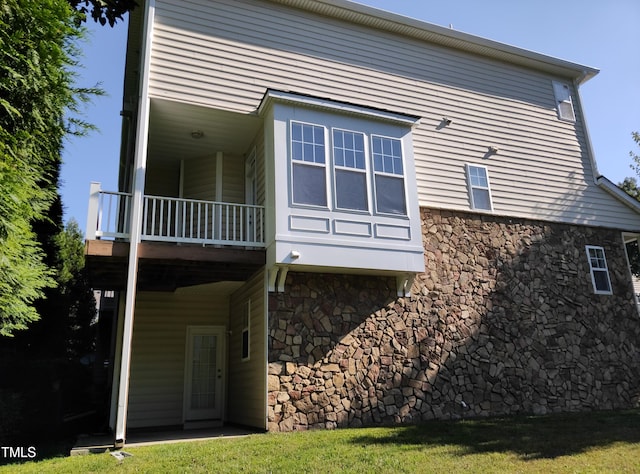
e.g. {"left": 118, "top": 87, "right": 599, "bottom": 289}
{"left": 114, "top": 0, "right": 155, "bottom": 448}
{"left": 216, "top": 151, "right": 223, "bottom": 202}
{"left": 86, "top": 182, "right": 101, "bottom": 239}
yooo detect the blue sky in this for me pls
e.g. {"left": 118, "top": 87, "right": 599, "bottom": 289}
{"left": 61, "top": 0, "right": 640, "bottom": 231}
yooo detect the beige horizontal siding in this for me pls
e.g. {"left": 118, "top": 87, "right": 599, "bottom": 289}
{"left": 149, "top": 0, "right": 640, "bottom": 231}
{"left": 228, "top": 269, "right": 267, "bottom": 429}
{"left": 222, "top": 154, "right": 245, "bottom": 204}
{"left": 127, "top": 282, "right": 239, "bottom": 429}
{"left": 183, "top": 155, "right": 216, "bottom": 201}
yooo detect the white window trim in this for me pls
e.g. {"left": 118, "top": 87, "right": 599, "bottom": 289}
{"left": 371, "top": 134, "right": 408, "bottom": 217}
{"left": 241, "top": 300, "right": 251, "bottom": 361}
{"left": 552, "top": 80, "right": 576, "bottom": 122}
{"left": 585, "top": 245, "right": 613, "bottom": 295}
{"left": 289, "top": 121, "right": 330, "bottom": 209}
{"left": 465, "top": 163, "right": 494, "bottom": 211}
{"left": 331, "top": 127, "right": 371, "bottom": 214}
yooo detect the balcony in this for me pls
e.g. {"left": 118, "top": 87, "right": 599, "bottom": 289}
{"left": 85, "top": 183, "right": 266, "bottom": 291}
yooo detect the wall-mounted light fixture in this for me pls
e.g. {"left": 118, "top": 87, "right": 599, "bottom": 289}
{"left": 190, "top": 130, "right": 204, "bottom": 139}
{"left": 442, "top": 117, "right": 452, "bottom": 126}
{"left": 488, "top": 146, "right": 499, "bottom": 154}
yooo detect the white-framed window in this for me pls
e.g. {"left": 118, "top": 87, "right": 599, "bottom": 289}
{"left": 332, "top": 128, "right": 368, "bottom": 211}
{"left": 552, "top": 81, "right": 576, "bottom": 122}
{"left": 289, "top": 122, "right": 408, "bottom": 217}
{"left": 291, "top": 121, "right": 327, "bottom": 207}
{"left": 466, "top": 164, "right": 493, "bottom": 211}
{"left": 372, "top": 135, "right": 406, "bottom": 215}
{"left": 241, "top": 300, "right": 250, "bottom": 361}
{"left": 586, "top": 246, "right": 613, "bottom": 295}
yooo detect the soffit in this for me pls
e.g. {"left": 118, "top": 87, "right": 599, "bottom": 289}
{"left": 148, "top": 99, "right": 262, "bottom": 162}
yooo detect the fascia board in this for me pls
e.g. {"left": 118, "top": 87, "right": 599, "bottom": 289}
{"left": 257, "top": 89, "right": 421, "bottom": 126}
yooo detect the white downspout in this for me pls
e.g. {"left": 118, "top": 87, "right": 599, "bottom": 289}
{"left": 114, "top": 0, "right": 155, "bottom": 448}
{"left": 572, "top": 75, "right": 601, "bottom": 184}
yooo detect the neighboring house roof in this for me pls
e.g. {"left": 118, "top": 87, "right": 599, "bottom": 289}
{"left": 270, "top": 0, "right": 599, "bottom": 84}
{"left": 596, "top": 176, "right": 640, "bottom": 215}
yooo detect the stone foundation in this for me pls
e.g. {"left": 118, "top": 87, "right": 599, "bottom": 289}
{"left": 267, "top": 208, "right": 640, "bottom": 431}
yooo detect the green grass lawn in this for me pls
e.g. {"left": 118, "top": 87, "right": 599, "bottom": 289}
{"left": 4, "top": 410, "right": 640, "bottom": 473}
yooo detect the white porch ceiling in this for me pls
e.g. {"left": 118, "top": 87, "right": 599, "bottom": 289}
{"left": 147, "top": 98, "right": 263, "bottom": 162}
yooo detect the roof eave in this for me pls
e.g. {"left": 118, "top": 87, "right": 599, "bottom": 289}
{"left": 596, "top": 176, "right": 640, "bottom": 215}
{"left": 271, "top": 0, "right": 599, "bottom": 83}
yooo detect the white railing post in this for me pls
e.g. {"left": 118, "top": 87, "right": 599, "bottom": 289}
{"left": 86, "top": 182, "right": 101, "bottom": 239}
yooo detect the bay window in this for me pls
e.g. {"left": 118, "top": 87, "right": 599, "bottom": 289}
{"left": 290, "top": 122, "right": 408, "bottom": 216}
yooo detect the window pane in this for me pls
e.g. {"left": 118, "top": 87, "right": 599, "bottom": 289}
{"left": 315, "top": 145, "right": 325, "bottom": 163}
{"left": 303, "top": 143, "right": 314, "bottom": 162}
{"left": 372, "top": 136, "right": 403, "bottom": 175}
{"left": 242, "top": 329, "right": 249, "bottom": 359}
{"left": 334, "top": 131, "right": 343, "bottom": 147}
{"left": 374, "top": 154, "right": 383, "bottom": 171}
{"left": 345, "top": 150, "right": 355, "bottom": 168}
{"left": 375, "top": 175, "right": 406, "bottom": 215}
{"left": 383, "top": 155, "right": 393, "bottom": 173}
{"left": 345, "top": 132, "right": 354, "bottom": 149}
{"left": 382, "top": 139, "right": 392, "bottom": 155}
{"left": 472, "top": 188, "right": 491, "bottom": 210}
{"left": 293, "top": 122, "right": 325, "bottom": 164}
{"left": 293, "top": 163, "right": 327, "bottom": 206}
{"left": 469, "top": 166, "right": 488, "bottom": 187}
{"left": 292, "top": 122, "right": 302, "bottom": 141}
{"left": 292, "top": 142, "right": 303, "bottom": 161}
{"left": 394, "top": 157, "right": 403, "bottom": 175}
{"left": 336, "top": 169, "right": 368, "bottom": 211}
{"left": 303, "top": 124, "right": 314, "bottom": 142}
{"left": 372, "top": 136, "right": 382, "bottom": 155}
{"left": 588, "top": 248, "right": 606, "bottom": 268}
{"left": 593, "top": 270, "right": 611, "bottom": 292}
{"left": 333, "top": 130, "right": 366, "bottom": 170}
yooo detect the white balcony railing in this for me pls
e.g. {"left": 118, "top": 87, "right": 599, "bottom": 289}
{"left": 86, "top": 182, "right": 265, "bottom": 247}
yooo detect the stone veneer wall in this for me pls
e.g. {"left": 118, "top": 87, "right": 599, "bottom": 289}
{"left": 267, "top": 208, "right": 640, "bottom": 431}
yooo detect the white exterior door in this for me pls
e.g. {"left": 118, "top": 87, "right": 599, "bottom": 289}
{"left": 184, "top": 326, "right": 225, "bottom": 425}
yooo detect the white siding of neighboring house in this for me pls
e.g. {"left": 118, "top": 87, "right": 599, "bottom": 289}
{"left": 227, "top": 269, "right": 267, "bottom": 429}
{"left": 147, "top": 0, "right": 640, "bottom": 231}
{"left": 127, "top": 282, "right": 240, "bottom": 429}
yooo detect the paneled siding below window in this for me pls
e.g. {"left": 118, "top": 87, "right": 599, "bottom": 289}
{"left": 150, "top": 0, "right": 640, "bottom": 230}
